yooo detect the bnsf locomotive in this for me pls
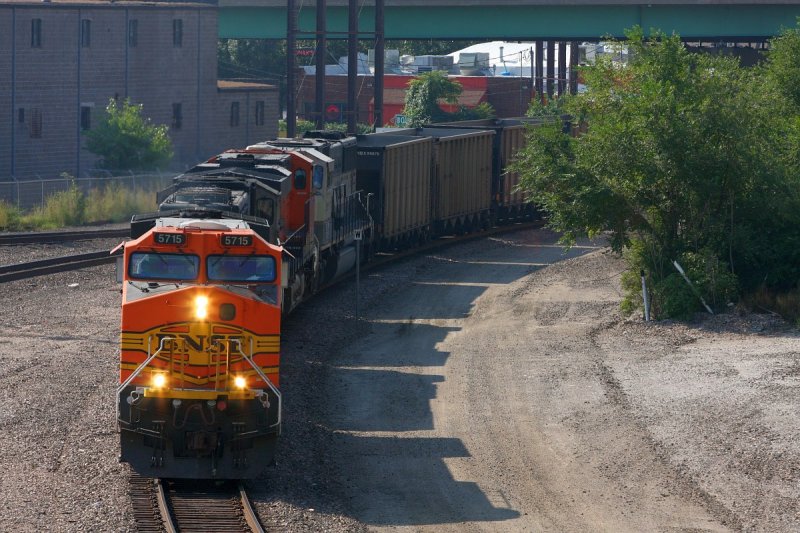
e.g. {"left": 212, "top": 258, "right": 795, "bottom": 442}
{"left": 117, "top": 120, "right": 545, "bottom": 479}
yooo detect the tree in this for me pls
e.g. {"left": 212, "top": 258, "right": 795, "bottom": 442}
{"left": 86, "top": 98, "right": 173, "bottom": 171}
{"left": 512, "top": 27, "right": 800, "bottom": 319}
{"left": 403, "top": 70, "right": 494, "bottom": 127}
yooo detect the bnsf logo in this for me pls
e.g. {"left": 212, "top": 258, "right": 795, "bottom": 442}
{"left": 154, "top": 333, "right": 247, "bottom": 352}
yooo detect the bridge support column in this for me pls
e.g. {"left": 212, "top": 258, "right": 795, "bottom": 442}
{"left": 286, "top": 0, "right": 297, "bottom": 137}
{"left": 546, "top": 41, "right": 555, "bottom": 101}
{"left": 558, "top": 41, "right": 567, "bottom": 96}
{"left": 374, "top": 0, "right": 384, "bottom": 129}
{"left": 570, "top": 41, "right": 580, "bottom": 95}
{"left": 347, "top": 0, "right": 358, "bottom": 133}
{"left": 535, "top": 41, "right": 544, "bottom": 104}
{"left": 315, "top": 0, "right": 326, "bottom": 130}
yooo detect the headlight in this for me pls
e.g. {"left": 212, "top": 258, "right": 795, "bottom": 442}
{"left": 234, "top": 376, "right": 247, "bottom": 389}
{"left": 152, "top": 373, "right": 167, "bottom": 389}
{"left": 194, "top": 295, "right": 209, "bottom": 320}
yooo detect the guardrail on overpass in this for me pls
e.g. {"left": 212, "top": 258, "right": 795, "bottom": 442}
{"left": 219, "top": 1, "right": 800, "bottom": 40}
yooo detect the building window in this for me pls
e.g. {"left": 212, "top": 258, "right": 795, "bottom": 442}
{"left": 230, "top": 102, "right": 240, "bottom": 127}
{"left": 173, "top": 19, "right": 182, "bottom": 47}
{"left": 31, "top": 19, "right": 42, "bottom": 48}
{"left": 30, "top": 108, "right": 42, "bottom": 138}
{"left": 18, "top": 108, "right": 25, "bottom": 124}
{"left": 80, "top": 105, "right": 92, "bottom": 131}
{"left": 80, "top": 19, "right": 91, "bottom": 48}
{"left": 128, "top": 19, "right": 138, "bottom": 47}
{"left": 172, "top": 103, "right": 182, "bottom": 129}
{"left": 255, "top": 101, "right": 265, "bottom": 126}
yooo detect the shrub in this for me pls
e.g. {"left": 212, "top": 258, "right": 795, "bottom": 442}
{"left": 0, "top": 201, "right": 22, "bottom": 230}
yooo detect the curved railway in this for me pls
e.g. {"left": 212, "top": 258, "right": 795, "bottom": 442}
{"left": 0, "top": 222, "right": 539, "bottom": 284}
{"left": 129, "top": 474, "right": 263, "bottom": 533}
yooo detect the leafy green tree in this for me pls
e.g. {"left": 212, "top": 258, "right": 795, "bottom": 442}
{"left": 403, "top": 70, "right": 494, "bottom": 126}
{"left": 86, "top": 98, "right": 173, "bottom": 171}
{"left": 512, "top": 27, "right": 800, "bottom": 318}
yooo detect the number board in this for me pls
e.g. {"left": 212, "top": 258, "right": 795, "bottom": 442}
{"left": 221, "top": 234, "right": 253, "bottom": 247}
{"left": 154, "top": 232, "right": 186, "bottom": 245}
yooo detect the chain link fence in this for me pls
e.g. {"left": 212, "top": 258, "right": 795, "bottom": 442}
{"left": 0, "top": 172, "right": 174, "bottom": 211}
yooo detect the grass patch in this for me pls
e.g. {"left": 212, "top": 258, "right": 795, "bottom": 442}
{"left": 0, "top": 183, "right": 159, "bottom": 231}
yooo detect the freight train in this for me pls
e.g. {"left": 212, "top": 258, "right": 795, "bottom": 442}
{"left": 116, "top": 118, "right": 545, "bottom": 479}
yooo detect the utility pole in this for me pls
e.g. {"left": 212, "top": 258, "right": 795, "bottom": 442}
{"left": 286, "top": 0, "right": 297, "bottom": 137}
{"left": 373, "top": 0, "right": 385, "bottom": 129}
{"left": 315, "top": 0, "right": 327, "bottom": 130}
{"left": 347, "top": 0, "right": 358, "bottom": 133}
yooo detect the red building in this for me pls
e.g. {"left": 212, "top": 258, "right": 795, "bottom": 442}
{"left": 296, "top": 73, "right": 535, "bottom": 127}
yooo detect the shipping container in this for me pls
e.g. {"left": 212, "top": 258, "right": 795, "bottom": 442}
{"left": 356, "top": 134, "right": 433, "bottom": 249}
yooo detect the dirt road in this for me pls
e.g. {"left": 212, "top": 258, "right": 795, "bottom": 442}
{"left": 319, "top": 229, "right": 798, "bottom": 532}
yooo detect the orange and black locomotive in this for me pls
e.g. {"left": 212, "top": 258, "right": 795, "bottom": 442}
{"left": 117, "top": 216, "right": 283, "bottom": 479}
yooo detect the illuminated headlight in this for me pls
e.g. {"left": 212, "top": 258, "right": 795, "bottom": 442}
{"left": 234, "top": 376, "right": 247, "bottom": 389}
{"left": 152, "top": 373, "right": 168, "bottom": 389}
{"left": 194, "top": 296, "right": 209, "bottom": 320}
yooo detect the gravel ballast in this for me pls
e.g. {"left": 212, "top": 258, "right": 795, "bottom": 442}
{"left": 0, "top": 228, "right": 796, "bottom": 531}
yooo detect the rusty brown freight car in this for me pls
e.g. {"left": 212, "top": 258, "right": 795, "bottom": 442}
{"left": 356, "top": 134, "right": 434, "bottom": 249}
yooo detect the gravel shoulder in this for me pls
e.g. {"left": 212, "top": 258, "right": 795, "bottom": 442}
{"left": 0, "top": 228, "right": 796, "bottom": 532}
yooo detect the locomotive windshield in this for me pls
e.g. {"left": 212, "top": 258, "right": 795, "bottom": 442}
{"left": 207, "top": 255, "right": 277, "bottom": 283}
{"left": 129, "top": 252, "right": 200, "bottom": 281}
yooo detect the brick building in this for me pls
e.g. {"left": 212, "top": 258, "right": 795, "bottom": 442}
{"left": 0, "top": 0, "right": 278, "bottom": 180}
{"left": 296, "top": 74, "right": 535, "bottom": 127}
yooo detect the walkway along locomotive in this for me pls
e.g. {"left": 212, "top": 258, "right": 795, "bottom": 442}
{"left": 116, "top": 120, "right": 545, "bottom": 479}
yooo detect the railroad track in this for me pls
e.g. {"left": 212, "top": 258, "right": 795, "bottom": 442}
{"left": 0, "top": 227, "right": 128, "bottom": 245}
{"left": 0, "top": 222, "right": 540, "bottom": 284}
{"left": 130, "top": 475, "right": 264, "bottom": 533}
{"left": 0, "top": 250, "right": 117, "bottom": 283}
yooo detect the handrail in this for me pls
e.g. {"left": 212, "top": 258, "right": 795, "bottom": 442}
{"left": 215, "top": 338, "right": 282, "bottom": 430}
{"left": 117, "top": 336, "right": 176, "bottom": 396}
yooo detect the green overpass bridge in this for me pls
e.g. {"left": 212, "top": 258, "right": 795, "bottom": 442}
{"left": 219, "top": 0, "right": 800, "bottom": 40}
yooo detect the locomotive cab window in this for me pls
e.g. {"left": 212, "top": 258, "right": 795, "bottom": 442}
{"left": 294, "top": 169, "right": 306, "bottom": 190}
{"left": 129, "top": 252, "right": 199, "bottom": 281}
{"left": 207, "top": 255, "right": 276, "bottom": 283}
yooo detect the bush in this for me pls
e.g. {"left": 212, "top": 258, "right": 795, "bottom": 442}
{"left": 621, "top": 240, "right": 738, "bottom": 319}
{"left": 0, "top": 201, "right": 22, "bottom": 230}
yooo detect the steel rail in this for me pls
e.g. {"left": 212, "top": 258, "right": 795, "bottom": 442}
{"left": 0, "top": 227, "right": 128, "bottom": 245}
{"left": 149, "top": 478, "right": 262, "bottom": 533}
{"left": 239, "top": 484, "right": 265, "bottom": 533}
{"left": 155, "top": 479, "right": 178, "bottom": 533}
{"left": 0, "top": 250, "right": 116, "bottom": 283}
{"left": 129, "top": 474, "right": 167, "bottom": 533}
